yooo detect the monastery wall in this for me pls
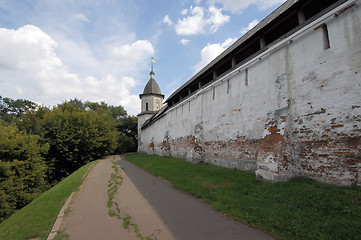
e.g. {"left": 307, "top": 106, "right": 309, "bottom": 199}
{"left": 138, "top": 2, "right": 361, "bottom": 186}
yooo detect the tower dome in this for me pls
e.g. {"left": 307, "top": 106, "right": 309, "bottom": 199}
{"left": 142, "top": 71, "right": 162, "bottom": 95}
{"left": 139, "top": 60, "right": 164, "bottom": 115}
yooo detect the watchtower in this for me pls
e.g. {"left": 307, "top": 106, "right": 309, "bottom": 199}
{"left": 138, "top": 60, "right": 164, "bottom": 136}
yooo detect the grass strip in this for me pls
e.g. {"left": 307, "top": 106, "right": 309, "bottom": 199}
{"left": 107, "top": 159, "right": 124, "bottom": 218}
{"left": 0, "top": 160, "right": 98, "bottom": 240}
{"left": 126, "top": 153, "right": 361, "bottom": 240}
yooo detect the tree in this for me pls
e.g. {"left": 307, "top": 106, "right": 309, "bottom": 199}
{"left": 0, "top": 97, "right": 137, "bottom": 223}
{"left": 84, "top": 101, "right": 127, "bottom": 119}
{"left": 61, "top": 99, "right": 136, "bottom": 153}
{"left": 108, "top": 105, "right": 127, "bottom": 120}
{"left": 117, "top": 116, "right": 138, "bottom": 139}
{"left": 0, "top": 96, "right": 38, "bottom": 122}
{"left": 15, "top": 106, "right": 50, "bottom": 135}
{"left": 116, "top": 116, "right": 138, "bottom": 153}
{"left": 41, "top": 103, "right": 118, "bottom": 181}
{"left": 116, "top": 133, "right": 137, "bottom": 153}
{"left": 0, "top": 121, "right": 49, "bottom": 222}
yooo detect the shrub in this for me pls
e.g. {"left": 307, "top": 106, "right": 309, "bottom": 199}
{"left": 0, "top": 121, "right": 49, "bottom": 222}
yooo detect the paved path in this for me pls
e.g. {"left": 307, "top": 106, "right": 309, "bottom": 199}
{"left": 61, "top": 156, "right": 174, "bottom": 240}
{"left": 60, "top": 155, "right": 273, "bottom": 240}
{"left": 120, "top": 158, "right": 273, "bottom": 240}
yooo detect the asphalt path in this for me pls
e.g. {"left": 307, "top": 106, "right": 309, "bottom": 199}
{"left": 119, "top": 158, "right": 274, "bottom": 240}
{"left": 61, "top": 156, "right": 174, "bottom": 240}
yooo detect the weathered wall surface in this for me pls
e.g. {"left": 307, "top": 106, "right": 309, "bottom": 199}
{"left": 139, "top": 2, "right": 361, "bottom": 186}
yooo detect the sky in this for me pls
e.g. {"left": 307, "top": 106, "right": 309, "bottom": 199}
{"left": 0, "top": 0, "right": 286, "bottom": 116}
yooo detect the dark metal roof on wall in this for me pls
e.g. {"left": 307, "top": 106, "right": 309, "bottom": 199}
{"left": 165, "top": 0, "right": 300, "bottom": 103}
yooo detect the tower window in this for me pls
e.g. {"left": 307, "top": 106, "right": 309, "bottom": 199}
{"left": 146, "top": 103, "right": 149, "bottom": 111}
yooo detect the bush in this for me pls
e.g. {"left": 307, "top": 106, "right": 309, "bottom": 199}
{"left": 41, "top": 103, "right": 118, "bottom": 181}
{"left": 116, "top": 133, "right": 137, "bottom": 153}
{"left": 0, "top": 121, "right": 49, "bottom": 222}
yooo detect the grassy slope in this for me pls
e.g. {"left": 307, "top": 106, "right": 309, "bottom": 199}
{"left": 126, "top": 153, "right": 361, "bottom": 240}
{"left": 0, "top": 160, "right": 98, "bottom": 240}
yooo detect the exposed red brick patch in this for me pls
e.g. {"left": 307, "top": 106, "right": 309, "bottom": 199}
{"left": 160, "top": 135, "right": 171, "bottom": 151}
{"left": 149, "top": 140, "right": 155, "bottom": 151}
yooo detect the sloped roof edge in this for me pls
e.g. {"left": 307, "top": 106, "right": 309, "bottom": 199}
{"left": 165, "top": 0, "right": 300, "bottom": 103}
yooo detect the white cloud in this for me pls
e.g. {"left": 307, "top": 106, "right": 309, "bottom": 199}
{"left": 240, "top": 19, "right": 259, "bottom": 35}
{"left": 175, "top": 6, "right": 206, "bottom": 35}
{"left": 0, "top": 25, "right": 153, "bottom": 115}
{"left": 181, "top": 9, "right": 189, "bottom": 15}
{"left": 163, "top": 15, "right": 173, "bottom": 26}
{"left": 193, "top": 43, "right": 223, "bottom": 73}
{"left": 52, "top": 35, "right": 100, "bottom": 78}
{"left": 180, "top": 39, "right": 190, "bottom": 45}
{"left": 193, "top": 37, "right": 236, "bottom": 73}
{"left": 174, "top": 6, "right": 229, "bottom": 35}
{"left": 72, "top": 13, "right": 89, "bottom": 22}
{"left": 0, "top": 25, "right": 60, "bottom": 72}
{"left": 208, "top": 0, "right": 286, "bottom": 13}
{"left": 110, "top": 40, "right": 154, "bottom": 75}
{"left": 221, "top": 37, "right": 236, "bottom": 47}
{"left": 208, "top": 6, "right": 230, "bottom": 33}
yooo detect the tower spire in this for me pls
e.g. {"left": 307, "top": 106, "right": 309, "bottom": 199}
{"left": 150, "top": 57, "right": 155, "bottom": 79}
{"left": 151, "top": 57, "right": 154, "bottom": 72}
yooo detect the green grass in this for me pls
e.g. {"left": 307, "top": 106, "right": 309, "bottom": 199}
{"left": 123, "top": 215, "right": 131, "bottom": 230}
{"left": 107, "top": 160, "right": 123, "bottom": 220}
{"left": 126, "top": 153, "right": 361, "bottom": 240}
{"left": 0, "top": 160, "right": 98, "bottom": 240}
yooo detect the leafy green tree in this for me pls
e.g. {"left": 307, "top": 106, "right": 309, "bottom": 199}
{"left": 66, "top": 98, "right": 87, "bottom": 110}
{"left": 116, "top": 116, "right": 138, "bottom": 152}
{"left": 0, "top": 121, "right": 49, "bottom": 222}
{"left": 117, "top": 116, "right": 138, "bottom": 139}
{"left": 0, "top": 96, "right": 138, "bottom": 222}
{"left": 108, "top": 105, "right": 127, "bottom": 120}
{"left": 15, "top": 106, "right": 50, "bottom": 135}
{"left": 0, "top": 96, "right": 37, "bottom": 122}
{"left": 84, "top": 101, "right": 108, "bottom": 111}
{"left": 85, "top": 101, "right": 127, "bottom": 119}
{"left": 41, "top": 102, "right": 118, "bottom": 181}
{"left": 63, "top": 99, "right": 136, "bottom": 153}
{"left": 116, "top": 133, "right": 137, "bottom": 153}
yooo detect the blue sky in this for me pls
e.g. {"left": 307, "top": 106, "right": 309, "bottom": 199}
{"left": 0, "top": 0, "right": 285, "bottom": 115}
